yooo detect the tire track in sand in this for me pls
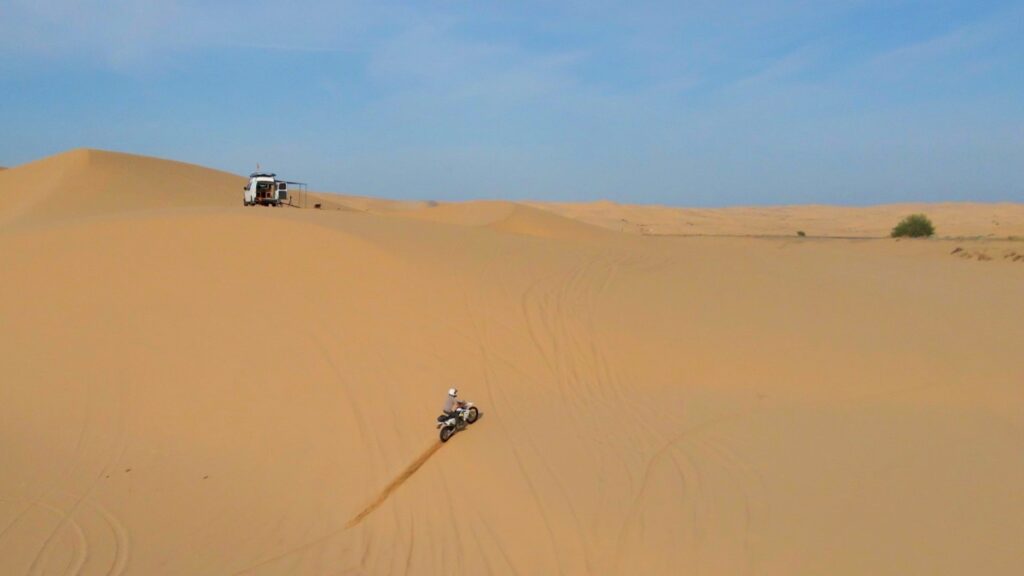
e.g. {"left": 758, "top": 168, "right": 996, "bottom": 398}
{"left": 233, "top": 440, "right": 444, "bottom": 574}
{"left": 0, "top": 499, "right": 88, "bottom": 576}
{"left": 345, "top": 441, "right": 443, "bottom": 529}
{"left": 463, "top": 253, "right": 567, "bottom": 575}
{"left": 87, "top": 497, "right": 130, "bottom": 576}
{"left": 27, "top": 375, "right": 130, "bottom": 576}
{"left": 0, "top": 375, "right": 95, "bottom": 550}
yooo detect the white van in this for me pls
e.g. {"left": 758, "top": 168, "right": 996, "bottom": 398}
{"left": 243, "top": 173, "right": 287, "bottom": 207}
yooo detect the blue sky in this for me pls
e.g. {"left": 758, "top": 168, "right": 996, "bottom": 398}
{"left": 1, "top": 1, "right": 1022, "bottom": 205}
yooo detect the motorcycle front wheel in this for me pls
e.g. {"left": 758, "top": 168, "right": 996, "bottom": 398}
{"left": 440, "top": 426, "right": 455, "bottom": 443}
{"left": 466, "top": 407, "right": 479, "bottom": 424}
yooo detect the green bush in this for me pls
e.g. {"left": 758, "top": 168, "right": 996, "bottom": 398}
{"left": 891, "top": 214, "right": 935, "bottom": 238}
{"left": 797, "top": 230, "right": 806, "bottom": 237}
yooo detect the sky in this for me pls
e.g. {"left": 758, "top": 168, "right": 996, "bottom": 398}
{"left": 1, "top": 1, "right": 1022, "bottom": 205}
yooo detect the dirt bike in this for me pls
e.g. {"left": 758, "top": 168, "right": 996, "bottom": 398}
{"left": 436, "top": 402, "right": 479, "bottom": 442}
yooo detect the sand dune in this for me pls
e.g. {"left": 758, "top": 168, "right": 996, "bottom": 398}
{"left": 378, "top": 200, "right": 612, "bottom": 242}
{"left": 305, "top": 191, "right": 434, "bottom": 215}
{"left": 1, "top": 150, "right": 1022, "bottom": 575}
{"left": 0, "top": 149, "right": 243, "bottom": 226}
{"left": 308, "top": 194, "right": 1024, "bottom": 239}
{"left": 526, "top": 200, "right": 1024, "bottom": 238}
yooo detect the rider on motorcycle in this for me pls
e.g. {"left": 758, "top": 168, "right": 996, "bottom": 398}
{"left": 441, "top": 388, "right": 466, "bottom": 421}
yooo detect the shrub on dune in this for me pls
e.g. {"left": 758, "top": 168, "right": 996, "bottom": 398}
{"left": 891, "top": 214, "right": 935, "bottom": 238}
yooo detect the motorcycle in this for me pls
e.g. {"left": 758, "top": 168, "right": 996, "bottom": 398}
{"left": 436, "top": 402, "right": 479, "bottom": 442}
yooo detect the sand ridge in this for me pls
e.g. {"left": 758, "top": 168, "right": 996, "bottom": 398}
{"left": 1, "top": 149, "right": 1022, "bottom": 575}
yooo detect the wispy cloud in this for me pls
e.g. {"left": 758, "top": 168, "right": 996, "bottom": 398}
{"left": 728, "top": 45, "right": 824, "bottom": 91}
{"left": 0, "top": 0, "right": 183, "bottom": 66}
{"left": 0, "top": 0, "right": 375, "bottom": 67}
{"left": 867, "top": 4, "right": 1023, "bottom": 71}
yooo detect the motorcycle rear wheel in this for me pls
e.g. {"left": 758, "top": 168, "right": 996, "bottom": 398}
{"left": 440, "top": 426, "right": 455, "bottom": 443}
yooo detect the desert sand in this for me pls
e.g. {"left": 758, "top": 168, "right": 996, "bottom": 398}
{"left": 1, "top": 149, "right": 1022, "bottom": 575}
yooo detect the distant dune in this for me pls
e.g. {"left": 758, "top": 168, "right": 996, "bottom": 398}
{"left": 2, "top": 149, "right": 1022, "bottom": 575}
{"left": 524, "top": 200, "right": 1024, "bottom": 238}
{"left": 300, "top": 192, "right": 1024, "bottom": 241}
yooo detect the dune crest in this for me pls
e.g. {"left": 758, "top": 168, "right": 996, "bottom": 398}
{"left": 384, "top": 199, "right": 610, "bottom": 241}
{"left": 0, "top": 148, "right": 243, "bottom": 226}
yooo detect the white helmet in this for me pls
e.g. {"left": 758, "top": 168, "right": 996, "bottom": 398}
{"left": 448, "top": 387, "right": 458, "bottom": 397}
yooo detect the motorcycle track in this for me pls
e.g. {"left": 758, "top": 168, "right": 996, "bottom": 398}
{"left": 345, "top": 441, "right": 444, "bottom": 529}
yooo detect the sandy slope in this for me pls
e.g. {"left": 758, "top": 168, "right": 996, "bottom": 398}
{"left": 1, "top": 150, "right": 1023, "bottom": 575}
